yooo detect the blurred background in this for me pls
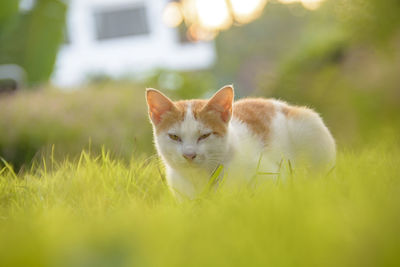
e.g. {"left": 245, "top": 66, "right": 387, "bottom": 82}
{"left": 0, "top": 0, "right": 399, "bottom": 169}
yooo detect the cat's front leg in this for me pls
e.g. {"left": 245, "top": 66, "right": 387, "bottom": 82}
{"left": 165, "top": 166, "right": 197, "bottom": 200}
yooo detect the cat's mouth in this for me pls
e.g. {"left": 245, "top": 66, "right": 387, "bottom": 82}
{"left": 178, "top": 157, "right": 205, "bottom": 169}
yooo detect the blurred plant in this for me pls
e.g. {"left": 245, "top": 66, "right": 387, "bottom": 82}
{"left": 213, "top": 2, "right": 315, "bottom": 96}
{"left": 254, "top": 0, "right": 400, "bottom": 145}
{"left": 335, "top": 0, "right": 400, "bottom": 45}
{"left": 0, "top": 84, "right": 154, "bottom": 169}
{"left": 212, "top": 0, "right": 400, "bottom": 146}
{"left": 0, "top": 0, "right": 67, "bottom": 86}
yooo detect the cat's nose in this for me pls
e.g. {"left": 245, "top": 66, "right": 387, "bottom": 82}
{"left": 183, "top": 153, "right": 197, "bottom": 161}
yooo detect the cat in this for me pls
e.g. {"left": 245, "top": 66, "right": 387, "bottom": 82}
{"left": 146, "top": 85, "right": 336, "bottom": 199}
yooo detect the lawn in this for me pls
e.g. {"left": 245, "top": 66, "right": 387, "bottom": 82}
{"left": 0, "top": 140, "right": 399, "bottom": 267}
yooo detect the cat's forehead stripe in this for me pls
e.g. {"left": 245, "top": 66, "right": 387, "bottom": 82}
{"left": 191, "top": 99, "right": 228, "bottom": 135}
{"left": 185, "top": 102, "right": 193, "bottom": 121}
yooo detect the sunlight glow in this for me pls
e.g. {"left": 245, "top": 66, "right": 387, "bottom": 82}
{"left": 300, "top": 0, "right": 324, "bottom": 10}
{"left": 161, "top": 0, "right": 324, "bottom": 42}
{"left": 181, "top": 0, "right": 198, "bottom": 25}
{"left": 277, "top": 0, "right": 298, "bottom": 4}
{"left": 230, "top": 0, "right": 268, "bottom": 24}
{"left": 277, "top": 0, "right": 325, "bottom": 10}
{"left": 195, "top": 0, "right": 232, "bottom": 30}
{"left": 162, "top": 2, "right": 184, "bottom": 28}
{"left": 187, "top": 25, "right": 217, "bottom": 42}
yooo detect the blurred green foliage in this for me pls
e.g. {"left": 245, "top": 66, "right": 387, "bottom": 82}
{"left": 0, "top": 83, "right": 154, "bottom": 169}
{"left": 86, "top": 69, "right": 218, "bottom": 99}
{"left": 0, "top": 0, "right": 19, "bottom": 24}
{"left": 215, "top": 0, "right": 400, "bottom": 145}
{"left": 336, "top": 0, "right": 400, "bottom": 44}
{"left": 142, "top": 69, "right": 218, "bottom": 99}
{"left": 214, "top": 3, "right": 312, "bottom": 97}
{"left": 0, "top": 0, "right": 66, "bottom": 85}
{"left": 266, "top": 0, "right": 400, "bottom": 144}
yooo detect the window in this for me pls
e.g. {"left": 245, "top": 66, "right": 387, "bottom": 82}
{"left": 94, "top": 5, "right": 150, "bottom": 41}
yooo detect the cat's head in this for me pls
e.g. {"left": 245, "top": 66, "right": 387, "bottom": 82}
{"left": 146, "top": 86, "right": 234, "bottom": 173}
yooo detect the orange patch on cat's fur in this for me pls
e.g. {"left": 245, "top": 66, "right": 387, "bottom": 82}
{"left": 282, "top": 105, "right": 313, "bottom": 118}
{"left": 233, "top": 98, "right": 276, "bottom": 143}
{"left": 198, "top": 111, "right": 229, "bottom": 136}
{"left": 154, "top": 108, "right": 184, "bottom": 134}
{"left": 152, "top": 100, "right": 187, "bottom": 134}
{"left": 146, "top": 89, "right": 184, "bottom": 133}
{"left": 183, "top": 99, "right": 229, "bottom": 136}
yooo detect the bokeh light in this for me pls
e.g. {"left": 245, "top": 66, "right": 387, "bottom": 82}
{"left": 300, "top": 0, "right": 324, "bottom": 10}
{"left": 278, "top": 0, "right": 299, "bottom": 3}
{"left": 195, "top": 0, "right": 232, "bottom": 30}
{"left": 162, "top": 2, "right": 184, "bottom": 28}
{"left": 187, "top": 24, "right": 217, "bottom": 42}
{"left": 277, "top": 0, "right": 325, "bottom": 10}
{"left": 162, "top": 0, "right": 325, "bottom": 40}
{"left": 230, "top": 0, "right": 268, "bottom": 24}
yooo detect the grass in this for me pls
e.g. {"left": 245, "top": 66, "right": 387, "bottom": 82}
{"left": 0, "top": 141, "right": 399, "bottom": 267}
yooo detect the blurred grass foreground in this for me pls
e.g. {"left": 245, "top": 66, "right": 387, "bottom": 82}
{"left": 0, "top": 144, "right": 399, "bottom": 266}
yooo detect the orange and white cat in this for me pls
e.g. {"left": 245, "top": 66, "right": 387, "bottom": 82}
{"left": 146, "top": 85, "right": 336, "bottom": 199}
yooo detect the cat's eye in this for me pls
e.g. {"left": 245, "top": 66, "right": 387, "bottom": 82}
{"left": 168, "top": 134, "right": 181, "bottom": 142}
{"left": 198, "top": 133, "right": 211, "bottom": 142}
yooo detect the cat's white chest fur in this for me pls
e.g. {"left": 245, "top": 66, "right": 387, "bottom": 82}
{"left": 164, "top": 118, "right": 265, "bottom": 198}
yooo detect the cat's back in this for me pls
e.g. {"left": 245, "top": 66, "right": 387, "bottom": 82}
{"left": 232, "top": 98, "right": 280, "bottom": 143}
{"left": 232, "top": 98, "right": 336, "bottom": 168}
{"left": 233, "top": 98, "right": 322, "bottom": 141}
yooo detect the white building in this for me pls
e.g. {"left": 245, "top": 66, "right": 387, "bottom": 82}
{"left": 52, "top": 0, "right": 216, "bottom": 87}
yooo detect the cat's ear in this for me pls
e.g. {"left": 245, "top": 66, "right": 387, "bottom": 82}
{"left": 203, "top": 85, "right": 234, "bottom": 123}
{"left": 146, "top": 89, "right": 176, "bottom": 125}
